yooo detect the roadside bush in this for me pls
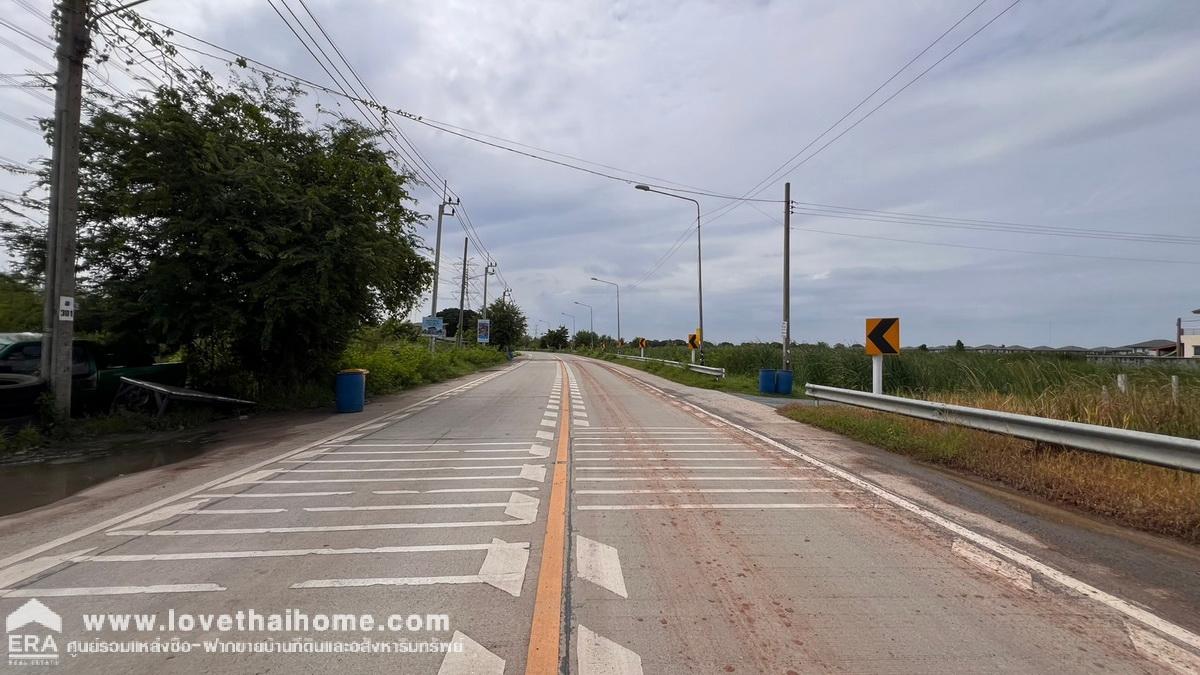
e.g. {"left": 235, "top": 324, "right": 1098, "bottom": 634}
{"left": 341, "top": 340, "right": 505, "bottom": 396}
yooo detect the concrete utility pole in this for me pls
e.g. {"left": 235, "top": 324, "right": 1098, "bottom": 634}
{"left": 41, "top": 0, "right": 90, "bottom": 416}
{"left": 429, "top": 181, "right": 458, "bottom": 317}
{"left": 1178, "top": 316, "right": 1183, "bottom": 359}
{"left": 456, "top": 237, "right": 467, "bottom": 348}
{"left": 481, "top": 260, "right": 496, "bottom": 318}
{"left": 782, "top": 182, "right": 791, "bottom": 371}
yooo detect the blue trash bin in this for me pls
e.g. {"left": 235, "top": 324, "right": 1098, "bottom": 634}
{"left": 335, "top": 369, "right": 368, "bottom": 413}
{"left": 775, "top": 369, "right": 794, "bottom": 396}
{"left": 758, "top": 369, "right": 777, "bottom": 394}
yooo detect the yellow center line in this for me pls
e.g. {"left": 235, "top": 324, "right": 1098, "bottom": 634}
{"left": 525, "top": 361, "right": 571, "bottom": 674}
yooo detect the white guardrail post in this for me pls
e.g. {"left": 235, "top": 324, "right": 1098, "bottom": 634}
{"left": 803, "top": 384, "right": 1200, "bottom": 473}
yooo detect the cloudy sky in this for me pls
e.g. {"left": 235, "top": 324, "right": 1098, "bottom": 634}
{"left": 3, "top": 0, "right": 1198, "bottom": 348}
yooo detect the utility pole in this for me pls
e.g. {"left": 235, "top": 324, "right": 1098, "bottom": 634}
{"left": 456, "top": 237, "right": 467, "bottom": 348}
{"left": 428, "top": 182, "right": 457, "bottom": 352}
{"left": 782, "top": 182, "right": 791, "bottom": 371}
{"left": 481, "top": 260, "right": 496, "bottom": 319}
{"left": 41, "top": 0, "right": 90, "bottom": 416}
{"left": 1178, "top": 316, "right": 1183, "bottom": 359}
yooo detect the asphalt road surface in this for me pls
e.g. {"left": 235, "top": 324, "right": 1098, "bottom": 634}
{"left": 0, "top": 352, "right": 1197, "bottom": 673}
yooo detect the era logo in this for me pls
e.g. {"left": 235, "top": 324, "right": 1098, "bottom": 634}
{"left": 6, "top": 598, "right": 61, "bottom": 666}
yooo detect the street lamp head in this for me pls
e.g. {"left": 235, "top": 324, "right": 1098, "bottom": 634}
{"left": 634, "top": 184, "right": 650, "bottom": 191}
{"left": 590, "top": 276, "right": 599, "bottom": 281}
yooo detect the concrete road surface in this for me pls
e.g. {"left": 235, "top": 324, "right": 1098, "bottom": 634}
{"left": 0, "top": 352, "right": 1197, "bottom": 673}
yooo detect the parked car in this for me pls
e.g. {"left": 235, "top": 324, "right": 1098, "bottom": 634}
{"left": 0, "top": 334, "right": 187, "bottom": 420}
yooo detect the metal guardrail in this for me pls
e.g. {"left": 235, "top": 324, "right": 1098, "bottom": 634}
{"left": 614, "top": 354, "right": 726, "bottom": 378}
{"left": 804, "top": 384, "right": 1200, "bottom": 473}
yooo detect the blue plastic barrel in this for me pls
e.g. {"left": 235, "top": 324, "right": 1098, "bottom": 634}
{"left": 758, "top": 369, "right": 777, "bottom": 394}
{"left": 775, "top": 370, "right": 794, "bottom": 396}
{"left": 335, "top": 369, "right": 368, "bottom": 413}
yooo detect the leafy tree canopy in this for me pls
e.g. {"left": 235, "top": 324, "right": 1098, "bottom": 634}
{"left": 1, "top": 76, "right": 433, "bottom": 387}
{"left": 484, "top": 298, "right": 526, "bottom": 349}
{"left": 0, "top": 273, "right": 41, "bottom": 332}
{"left": 436, "top": 307, "right": 477, "bottom": 339}
{"left": 541, "top": 326, "right": 569, "bottom": 350}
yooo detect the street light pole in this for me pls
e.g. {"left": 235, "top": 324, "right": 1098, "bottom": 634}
{"left": 590, "top": 277, "right": 620, "bottom": 347}
{"left": 561, "top": 312, "right": 575, "bottom": 344}
{"left": 635, "top": 184, "right": 704, "bottom": 364}
{"left": 573, "top": 301, "right": 593, "bottom": 348}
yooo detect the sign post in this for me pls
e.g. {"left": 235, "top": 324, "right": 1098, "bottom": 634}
{"left": 638, "top": 338, "right": 646, "bottom": 358}
{"left": 865, "top": 317, "right": 900, "bottom": 395}
{"left": 477, "top": 319, "right": 491, "bottom": 344}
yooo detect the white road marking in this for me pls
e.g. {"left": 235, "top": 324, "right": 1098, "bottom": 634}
{"left": 328, "top": 434, "right": 362, "bottom": 443}
{"left": 294, "top": 538, "right": 528, "bottom": 597}
{"left": 357, "top": 423, "right": 388, "bottom": 431}
{"left": 1127, "top": 623, "right": 1200, "bottom": 674}
{"left": 575, "top": 535, "right": 628, "bottom": 598}
{"left": 119, "top": 499, "right": 209, "bottom": 528}
{"left": 537, "top": 430, "right": 555, "bottom": 440}
{"left": 184, "top": 508, "right": 286, "bottom": 516}
{"left": 576, "top": 420, "right": 590, "bottom": 427}
{"left": 334, "top": 442, "right": 530, "bottom": 447}
{"left": 1, "top": 584, "right": 224, "bottom": 598}
{"left": 291, "top": 448, "right": 335, "bottom": 460}
{"left": 545, "top": 411, "right": 558, "bottom": 418}
{"left": 578, "top": 625, "right": 643, "bottom": 675}
{"left": 438, "top": 630, "right": 505, "bottom": 675}
{"left": 216, "top": 470, "right": 280, "bottom": 488}
{"left": 573, "top": 411, "right": 588, "bottom": 418}
{"left": 578, "top": 488, "right": 832, "bottom": 494}
{"left": 305, "top": 502, "right": 507, "bottom": 512}
{"left": 504, "top": 492, "right": 540, "bottom": 520}
{"left": 194, "top": 492, "right": 354, "bottom": 498}
{"left": 583, "top": 426, "right": 705, "bottom": 430}
{"left": 109, "top": 518, "right": 535, "bottom": 537}
{"left": 281, "top": 456, "right": 545, "bottom": 463}
{"left": 620, "top": 368, "right": 1200, "bottom": 652}
{"left": 951, "top": 539, "right": 1034, "bottom": 591}
{"left": 0, "top": 548, "right": 94, "bottom": 589}
{"left": 541, "top": 419, "right": 557, "bottom": 427}
{"left": 73, "top": 541, "right": 527, "bottom": 562}
{"left": 577, "top": 503, "right": 861, "bottom": 511}
{"left": 416, "top": 487, "right": 540, "bottom": 493}
{"left": 239, "top": 472, "right": 547, "bottom": 485}
{"left": 527, "top": 444, "right": 551, "bottom": 458}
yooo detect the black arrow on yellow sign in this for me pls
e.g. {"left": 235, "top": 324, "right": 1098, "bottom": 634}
{"left": 865, "top": 317, "right": 900, "bottom": 356}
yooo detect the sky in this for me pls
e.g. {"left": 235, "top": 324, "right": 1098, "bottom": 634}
{"left": 2, "top": 0, "right": 1198, "bottom": 348}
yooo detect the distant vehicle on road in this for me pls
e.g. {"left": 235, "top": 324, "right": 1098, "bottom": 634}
{"left": 0, "top": 334, "right": 186, "bottom": 421}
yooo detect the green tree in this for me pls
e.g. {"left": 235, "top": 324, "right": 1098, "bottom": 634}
{"left": 2, "top": 77, "right": 433, "bottom": 388}
{"left": 0, "top": 274, "right": 41, "bottom": 331}
{"left": 954, "top": 339, "right": 966, "bottom": 351}
{"left": 541, "top": 326, "right": 569, "bottom": 350}
{"left": 484, "top": 298, "right": 526, "bottom": 349}
{"left": 573, "top": 329, "right": 599, "bottom": 348}
{"left": 436, "top": 308, "right": 478, "bottom": 339}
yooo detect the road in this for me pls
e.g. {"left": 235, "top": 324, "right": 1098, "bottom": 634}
{"left": 0, "top": 352, "right": 1197, "bottom": 673}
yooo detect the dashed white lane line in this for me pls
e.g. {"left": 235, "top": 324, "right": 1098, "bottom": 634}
{"left": 0, "top": 549, "right": 95, "bottom": 589}
{"left": 332, "top": 442, "right": 531, "bottom": 447}
{"left": 282, "top": 454, "right": 546, "bottom": 463}
{"left": 292, "top": 538, "right": 530, "bottom": 597}
{"left": 373, "top": 487, "right": 540, "bottom": 495}
{"left": 575, "top": 535, "right": 628, "bottom": 599}
{"left": 1127, "top": 623, "right": 1200, "bottom": 674}
{"left": 281, "top": 465, "right": 537, "bottom": 473}
{"left": 121, "top": 500, "right": 208, "bottom": 528}
{"left": 1, "top": 584, "right": 224, "bottom": 598}
{"left": 577, "top": 625, "right": 643, "bottom": 675}
{"left": 108, "top": 518, "right": 537, "bottom": 537}
{"left": 438, "top": 630, "right": 505, "bottom": 675}
{"left": 951, "top": 539, "right": 1034, "bottom": 592}
{"left": 203, "top": 465, "right": 548, "bottom": 486}
{"left": 194, "top": 492, "right": 353, "bottom": 498}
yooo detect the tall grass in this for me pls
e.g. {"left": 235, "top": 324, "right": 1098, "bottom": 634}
{"left": 340, "top": 340, "right": 506, "bottom": 397}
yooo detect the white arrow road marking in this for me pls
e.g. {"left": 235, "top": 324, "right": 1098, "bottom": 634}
{"left": 1, "top": 584, "right": 224, "bottom": 598}
{"left": 575, "top": 535, "right": 627, "bottom": 598}
{"left": 520, "top": 465, "right": 548, "bottom": 482}
{"left": 504, "top": 492, "right": 540, "bottom": 520}
{"left": 951, "top": 539, "right": 1034, "bottom": 591}
{"left": 1127, "top": 623, "right": 1200, "bottom": 674}
{"left": 0, "top": 548, "right": 94, "bottom": 589}
{"left": 438, "top": 630, "right": 505, "bottom": 675}
{"left": 70, "top": 541, "right": 528, "bottom": 563}
{"left": 293, "top": 538, "right": 529, "bottom": 597}
{"left": 578, "top": 625, "right": 643, "bottom": 675}
{"left": 537, "top": 430, "right": 555, "bottom": 441}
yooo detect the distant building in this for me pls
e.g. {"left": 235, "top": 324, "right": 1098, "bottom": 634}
{"left": 1118, "top": 339, "right": 1177, "bottom": 357}
{"left": 1180, "top": 331, "right": 1200, "bottom": 358}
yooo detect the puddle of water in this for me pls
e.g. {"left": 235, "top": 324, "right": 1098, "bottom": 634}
{"left": 0, "top": 437, "right": 215, "bottom": 517}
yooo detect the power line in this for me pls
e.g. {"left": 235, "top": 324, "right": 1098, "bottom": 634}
{"left": 702, "top": 0, "right": 1013, "bottom": 227}
{"left": 793, "top": 226, "right": 1200, "bottom": 266}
